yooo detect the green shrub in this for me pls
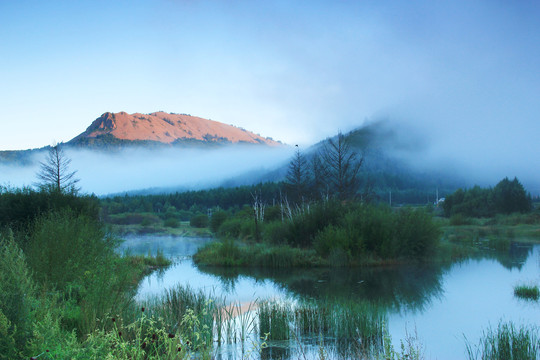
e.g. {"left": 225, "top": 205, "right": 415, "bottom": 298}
{"left": 0, "top": 309, "right": 19, "bottom": 360}
{"left": 346, "top": 205, "right": 394, "bottom": 257}
{"left": 262, "top": 220, "right": 289, "bottom": 245}
{"left": 0, "top": 230, "right": 36, "bottom": 353}
{"left": 394, "top": 208, "right": 440, "bottom": 259}
{"left": 287, "top": 200, "right": 344, "bottom": 247}
{"left": 190, "top": 214, "right": 209, "bottom": 228}
{"left": 163, "top": 218, "right": 180, "bottom": 228}
{"left": 217, "top": 218, "right": 244, "bottom": 238}
{"left": 314, "top": 224, "right": 350, "bottom": 259}
{"left": 210, "top": 210, "right": 228, "bottom": 233}
{"left": 26, "top": 210, "right": 116, "bottom": 290}
{"left": 264, "top": 205, "right": 281, "bottom": 222}
{"left": 450, "top": 213, "right": 472, "bottom": 226}
{"left": 239, "top": 218, "right": 256, "bottom": 239}
{"left": 0, "top": 187, "right": 99, "bottom": 232}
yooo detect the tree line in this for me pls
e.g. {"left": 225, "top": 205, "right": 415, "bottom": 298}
{"left": 442, "top": 177, "right": 532, "bottom": 218}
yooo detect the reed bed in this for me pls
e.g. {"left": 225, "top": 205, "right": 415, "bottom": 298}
{"left": 466, "top": 322, "right": 540, "bottom": 360}
{"left": 258, "top": 299, "right": 385, "bottom": 354}
{"left": 514, "top": 284, "right": 540, "bottom": 301}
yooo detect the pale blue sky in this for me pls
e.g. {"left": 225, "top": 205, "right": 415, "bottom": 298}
{"left": 1, "top": 0, "right": 540, "bottom": 174}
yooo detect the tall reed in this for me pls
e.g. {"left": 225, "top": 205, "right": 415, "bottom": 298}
{"left": 466, "top": 322, "right": 540, "bottom": 360}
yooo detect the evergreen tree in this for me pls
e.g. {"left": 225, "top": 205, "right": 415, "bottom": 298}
{"left": 284, "top": 147, "right": 311, "bottom": 203}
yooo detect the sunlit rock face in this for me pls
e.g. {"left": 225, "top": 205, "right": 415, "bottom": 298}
{"left": 71, "top": 111, "right": 282, "bottom": 146}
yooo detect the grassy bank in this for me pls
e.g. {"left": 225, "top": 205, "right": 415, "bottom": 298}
{"left": 106, "top": 213, "right": 212, "bottom": 237}
{"left": 0, "top": 189, "right": 173, "bottom": 359}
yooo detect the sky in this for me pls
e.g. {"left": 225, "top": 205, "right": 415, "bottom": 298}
{"left": 1, "top": 1, "right": 540, "bottom": 191}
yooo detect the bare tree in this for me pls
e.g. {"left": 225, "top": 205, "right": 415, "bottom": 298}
{"left": 311, "top": 154, "right": 329, "bottom": 200}
{"left": 36, "top": 143, "right": 80, "bottom": 194}
{"left": 252, "top": 191, "right": 265, "bottom": 241}
{"left": 321, "top": 131, "right": 363, "bottom": 200}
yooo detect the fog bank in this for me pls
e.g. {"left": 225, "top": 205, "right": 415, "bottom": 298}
{"left": 0, "top": 145, "right": 293, "bottom": 195}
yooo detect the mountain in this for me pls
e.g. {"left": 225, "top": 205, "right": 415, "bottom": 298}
{"left": 218, "top": 120, "right": 466, "bottom": 204}
{"left": 68, "top": 111, "right": 281, "bottom": 148}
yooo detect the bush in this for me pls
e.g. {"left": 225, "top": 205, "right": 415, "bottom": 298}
{"left": 26, "top": 210, "right": 116, "bottom": 290}
{"left": 163, "top": 218, "right": 180, "bottom": 228}
{"left": 0, "top": 187, "right": 99, "bottom": 232}
{"left": 210, "top": 210, "right": 228, "bottom": 233}
{"left": 394, "top": 208, "right": 440, "bottom": 258}
{"left": 217, "top": 217, "right": 244, "bottom": 238}
{"left": 190, "top": 214, "right": 209, "bottom": 228}
{"left": 346, "top": 205, "right": 394, "bottom": 257}
{"left": 450, "top": 213, "right": 472, "bottom": 226}
{"left": 314, "top": 225, "right": 351, "bottom": 260}
{"left": 262, "top": 220, "right": 289, "bottom": 245}
{"left": 264, "top": 205, "right": 281, "bottom": 222}
{"left": 287, "top": 200, "right": 344, "bottom": 247}
{"left": 0, "top": 230, "right": 36, "bottom": 352}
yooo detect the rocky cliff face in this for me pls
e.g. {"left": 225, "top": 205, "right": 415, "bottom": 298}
{"left": 70, "top": 111, "right": 281, "bottom": 146}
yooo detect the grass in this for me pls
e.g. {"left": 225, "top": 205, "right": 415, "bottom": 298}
{"left": 257, "top": 299, "right": 386, "bottom": 355}
{"left": 466, "top": 322, "right": 540, "bottom": 360}
{"left": 108, "top": 214, "right": 213, "bottom": 237}
{"left": 514, "top": 284, "right": 540, "bottom": 301}
{"left": 194, "top": 239, "right": 327, "bottom": 267}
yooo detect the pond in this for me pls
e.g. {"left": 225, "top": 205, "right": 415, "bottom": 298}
{"left": 120, "top": 235, "right": 540, "bottom": 359}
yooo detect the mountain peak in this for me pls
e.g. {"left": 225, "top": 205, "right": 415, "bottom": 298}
{"left": 70, "top": 111, "right": 281, "bottom": 147}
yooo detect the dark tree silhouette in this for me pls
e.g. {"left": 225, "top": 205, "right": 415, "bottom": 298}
{"left": 36, "top": 143, "right": 80, "bottom": 194}
{"left": 284, "top": 147, "right": 311, "bottom": 203}
{"left": 321, "top": 132, "right": 363, "bottom": 200}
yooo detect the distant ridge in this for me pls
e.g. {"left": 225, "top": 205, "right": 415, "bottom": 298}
{"left": 68, "top": 111, "right": 281, "bottom": 147}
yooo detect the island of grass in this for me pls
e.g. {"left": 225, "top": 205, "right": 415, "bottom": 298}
{"left": 193, "top": 199, "right": 442, "bottom": 268}
{"left": 514, "top": 284, "right": 540, "bottom": 301}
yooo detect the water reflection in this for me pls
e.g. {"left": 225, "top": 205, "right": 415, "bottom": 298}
{"left": 123, "top": 235, "right": 540, "bottom": 360}
{"left": 197, "top": 263, "right": 446, "bottom": 313}
{"left": 118, "top": 234, "right": 213, "bottom": 259}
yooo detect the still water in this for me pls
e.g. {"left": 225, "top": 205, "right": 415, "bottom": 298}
{"left": 120, "top": 235, "right": 540, "bottom": 359}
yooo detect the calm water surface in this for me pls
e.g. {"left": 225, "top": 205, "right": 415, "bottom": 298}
{"left": 120, "top": 235, "right": 540, "bottom": 359}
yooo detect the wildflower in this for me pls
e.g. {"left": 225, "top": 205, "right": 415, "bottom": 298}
{"left": 168, "top": 333, "right": 175, "bottom": 339}
{"left": 112, "top": 317, "right": 116, "bottom": 322}
{"left": 141, "top": 342, "right": 147, "bottom": 349}
{"left": 178, "top": 346, "right": 182, "bottom": 352}
{"left": 118, "top": 331, "right": 122, "bottom": 337}
{"left": 141, "top": 307, "right": 145, "bottom": 312}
